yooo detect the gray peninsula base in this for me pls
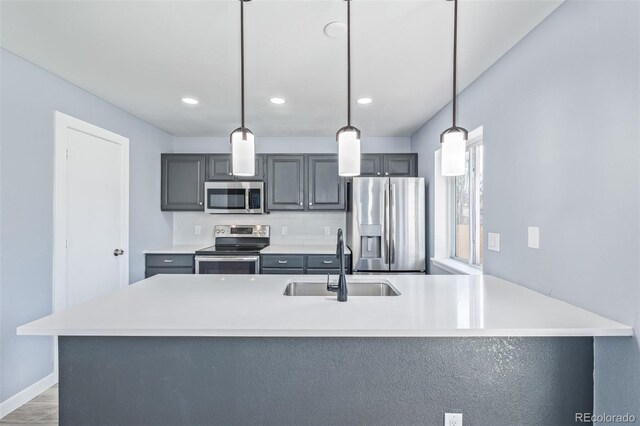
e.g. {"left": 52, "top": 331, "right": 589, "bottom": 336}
{"left": 59, "top": 336, "right": 593, "bottom": 425}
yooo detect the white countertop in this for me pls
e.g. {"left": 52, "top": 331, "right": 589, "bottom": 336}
{"left": 18, "top": 274, "right": 632, "bottom": 338}
{"left": 143, "top": 244, "right": 206, "bottom": 254}
{"left": 144, "top": 244, "right": 349, "bottom": 255}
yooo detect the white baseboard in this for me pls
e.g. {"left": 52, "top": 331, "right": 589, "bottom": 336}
{"left": 0, "top": 373, "right": 57, "bottom": 419}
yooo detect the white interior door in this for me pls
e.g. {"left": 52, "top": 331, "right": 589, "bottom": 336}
{"left": 54, "top": 112, "right": 129, "bottom": 311}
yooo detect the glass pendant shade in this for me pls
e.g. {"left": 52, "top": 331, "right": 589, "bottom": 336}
{"left": 337, "top": 126, "right": 361, "bottom": 177}
{"left": 440, "top": 127, "right": 467, "bottom": 177}
{"left": 230, "top": 128, "right": 255, "bottom": 176}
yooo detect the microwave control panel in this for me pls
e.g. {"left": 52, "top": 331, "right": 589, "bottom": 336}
{"left": 248, "top": 188, "right": 262, "bottom": 209}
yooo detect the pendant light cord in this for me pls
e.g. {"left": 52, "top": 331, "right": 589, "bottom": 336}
{"left": 240, "top": 0, "right": 246, "bottom": 136}
{"left": 452, "top": 0, "right": 458, "bottom": 127}
{"left": 347, "top": 0, "right": 352, "bottom": 127}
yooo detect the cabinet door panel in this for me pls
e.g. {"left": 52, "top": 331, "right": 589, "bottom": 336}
{"left": 360, "top": 154, "right": 383, "bottom": 177}
{"left": 206, "top": 155, "right": 234, "bottom": 181}
{"left": 161, "top": 154, "right": 205, "bottom": 211}
{"left": 308, "top": 155, "right": 345, "bottom": 210}
{"left": 242, "top": 155, "right": 265, "bottom": 181}
{"left": 383, "top": 154, "right": 417, "bottom": 177}
{"left": 266, "top": 155, "right": 305, "bottom": 210}
{"left": 146, "top": 254, "right": 194, "bottom": 268}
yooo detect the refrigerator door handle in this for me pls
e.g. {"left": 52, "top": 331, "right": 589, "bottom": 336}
{"left": 390, "top": 183, "right": 396, "bottom": 264}
{"left": 384, "top": 182, "right": 390, "bottom": 266}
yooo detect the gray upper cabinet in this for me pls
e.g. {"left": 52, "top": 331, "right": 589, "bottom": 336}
{"left": 383, "top": 154, "right": 417, "bottom": 177}
{"left": 266, "top": 155, "right": 305, "bottom": 211}
{"left": 307, "top": 155, "right": 345, "bottom": 210}
{"left": 360, "top": 154, "right": 383, "bottom": 177}
{"left": 359, "top": 154, "right": 417, "bottom": 177}
{"left": 161, "top": 154, "right": 205, "bottom": 211}
{"left": 245, "top": 155, "right": 265, "bottom": 181}
{"left": 206, "top": 154, "right": 265, "bottom": 181}
{"left": 206, "top": 155, "right": 234, "bottom": 181}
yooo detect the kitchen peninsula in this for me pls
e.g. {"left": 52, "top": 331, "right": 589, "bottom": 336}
{"left": 19, "top": 274, "right": 632, "bottom": 425}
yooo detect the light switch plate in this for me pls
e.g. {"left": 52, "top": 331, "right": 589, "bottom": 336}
{"left": 324, "top": 226, "right": 331, "bottom": 236}
{"left": 194, "top": 225, "right": 202, "bottom": 236}
{"left": 488, "top": 232, "right": 500, "bottom": 252}
{"left": 445, "top": 413, "right": 463, "bottom": 426}
{"left": 282, "top": 226, "right": 288, "bottom": 236}
{"left": 528, "top": 227, "right": 540, "bottom": 249}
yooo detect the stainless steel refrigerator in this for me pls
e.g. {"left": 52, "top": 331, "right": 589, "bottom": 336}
{"left": 347, "top": 177, "right": 425, "bottom": 272}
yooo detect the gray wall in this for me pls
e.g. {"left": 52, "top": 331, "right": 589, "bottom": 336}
{"left": 0, "top": 49, "right": 173, "bottom": 403}
{"left": 411, "top": 0, "right": 640, "bottom": 415}
{"left": 172, "top": 135, "right": 412, "bottom": 153}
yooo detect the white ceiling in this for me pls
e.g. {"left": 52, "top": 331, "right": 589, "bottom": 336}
{"left": 1, "top": 0, "right": 562, "bottom": 137}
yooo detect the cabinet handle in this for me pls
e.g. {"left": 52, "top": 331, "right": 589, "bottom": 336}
{"left": 377, "top": 172, "right": 381, "bottom": 175}
{"left": 278, "top": 260, "right": 288, "bottom": 264}
{"left": 199, "top": 202, "right": 203, "bottom": 205}
{"left": 309, "top": 202, "right": 313, "bottom": 206}
{"left": 229, "top": 172, "right": 232, "bottom": 175}
{"left": 385, "top": 172, "right": 389, "bottom": 176}
{"left": 323, "top": 260, "right": 333, "bottom": 264}
{"left": 299, "top": 202, "right": 303, "bottom": 206}
{"left": 164, "top": 259, "right": 175, "bottom": 263}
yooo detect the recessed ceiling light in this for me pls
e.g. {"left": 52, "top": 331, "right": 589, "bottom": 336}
{"left": 357, "top": 97, "right": 373, "bottom": 105}
{"left": 270, "top": 97, "right": 286, "bottom": 105}
{"left": 181, "top": 97, "right": 199, "bottom": 105}
{"left": 324, "top": 21, "right": 346, "bottom": 38}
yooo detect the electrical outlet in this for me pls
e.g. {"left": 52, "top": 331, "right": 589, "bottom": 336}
{"left": 528, "top": 226, "right": 540, "bottom": 249}
{"left": 194, "top": 225, "right": 202, "bottom": 236}
{"left": 324, "top": 226, "right": 331, "bottom": 236}
{"left": 282, "top": 226, "right": 288, "bottom": 236}
{"left": 444, "top": 413, "right": 462, "bottom": 426}
{"left": 488, "top": 232, "right": 500, "bottom": 252}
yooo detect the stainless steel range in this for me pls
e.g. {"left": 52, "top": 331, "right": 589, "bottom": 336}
{"left": 195, "top": 225, "right": 270, "bottom": 274}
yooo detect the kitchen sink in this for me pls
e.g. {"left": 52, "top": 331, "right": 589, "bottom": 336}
{"left": 283, "top": 280, "right": 400, "bottom": 297}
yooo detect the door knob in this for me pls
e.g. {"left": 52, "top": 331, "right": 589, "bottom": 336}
{"left": 113, "top": 249, "right": 125, "bottom": 256}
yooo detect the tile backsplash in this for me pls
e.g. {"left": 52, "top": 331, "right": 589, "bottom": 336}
{"left": 173, "top": 211, "right": 346, "bottom": 246}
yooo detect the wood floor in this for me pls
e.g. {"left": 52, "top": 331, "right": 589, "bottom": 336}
{"left": 0, "top": 385, "right": 58, "bottom": 425}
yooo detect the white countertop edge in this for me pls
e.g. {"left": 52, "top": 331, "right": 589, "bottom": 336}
{"left": 17, "top": 327, "right": 633, "bottom": 338}
{"left": 144, "top": 244, "right": 349, "bottom": 255}
{"left": 432, "top": 258, "right": 482, "bottom": 276}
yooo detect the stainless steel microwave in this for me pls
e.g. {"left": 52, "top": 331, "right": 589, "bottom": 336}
{"left": 204, "top": 181, "right": 264, "bottom": 214}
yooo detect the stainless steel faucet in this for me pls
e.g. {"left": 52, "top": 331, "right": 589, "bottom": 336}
{"left": 327, "top": 228, "right": 348, "bottom": 302}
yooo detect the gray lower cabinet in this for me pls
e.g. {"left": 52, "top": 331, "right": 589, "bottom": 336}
{"left": 261, "top": 254, "right": 351, "bottom": 274}
{"left": 145, "top": 254, "right": 195, "bottom": 278}
{"left": 266, "top": 155, "right": 305, "bottom": 211}
{"left": 307, "top": 155, "right": 345, "bottom": 210}
{"left": 262, "top": 268, "right": 305, "bottom": 275}
{"left": 307, "top": 268, "right": 340, "bottom": 275}
{"left": 161, "top": 154, "right": 205, "bottom": 211}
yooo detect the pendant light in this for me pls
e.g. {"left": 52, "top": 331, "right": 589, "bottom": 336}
{"left": 230, "top": 0, "right": 255, "bottom": 176}
{"left": 336, "top": 0, "right": 361, "bottom": 177}
{"left": 440, "top": 0, "right": 467, "bottom": 177}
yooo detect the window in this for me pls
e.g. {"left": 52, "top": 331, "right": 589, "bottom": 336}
{"left": 452, "top": 138, "right": 483, "bottom": 266}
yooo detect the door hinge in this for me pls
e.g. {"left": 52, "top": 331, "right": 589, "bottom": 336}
{"left": 65, "top": 237, "right": 68, "bottom": 251}
{"left": 65, "top": 149, "right": 69, "bottom": 160}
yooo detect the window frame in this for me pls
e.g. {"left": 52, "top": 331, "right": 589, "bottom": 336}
{"left": 448, "top": 130, "right": 483, "bottom": 267}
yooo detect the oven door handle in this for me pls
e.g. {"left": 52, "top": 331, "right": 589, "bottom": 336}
{"left": 195, "top": 256, "right": 260, "bottom": 262}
